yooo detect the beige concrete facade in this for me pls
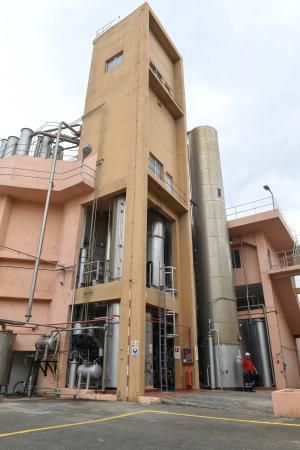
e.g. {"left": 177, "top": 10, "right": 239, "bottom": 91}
{"left": 77, "top": 3, "right": 199, "bottom": 400}
{"left": 228, "top": 209, "right": 300, "bottom": 389}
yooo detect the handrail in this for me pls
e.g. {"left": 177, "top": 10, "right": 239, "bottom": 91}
{"left": 148, "top": 157, "right": 186, "bottom": 204}
{"left": 95, "top": 18, "right": 120, "bottom": 37}
{"left": 0, "top": 164, "right": 95, "bottom": 183}
{"left": 149, "top": 61, "right": 183, "bottom": 111}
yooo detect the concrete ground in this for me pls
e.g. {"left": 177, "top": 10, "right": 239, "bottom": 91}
{"left": 0, "top": 393, "right": 299, "bottom": 450}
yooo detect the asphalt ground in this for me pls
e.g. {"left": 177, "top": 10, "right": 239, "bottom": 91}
{"left": 0, "top": 398, "right": 299, "bottom": 450}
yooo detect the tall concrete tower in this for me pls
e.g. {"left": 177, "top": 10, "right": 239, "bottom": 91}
{"left": 75, "top": 3, "right": 199, "bottom": 400}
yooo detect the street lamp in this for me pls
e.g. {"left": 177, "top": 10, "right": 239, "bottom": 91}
{"left": 263, "top": 185, "right": 275, "bottom": 209}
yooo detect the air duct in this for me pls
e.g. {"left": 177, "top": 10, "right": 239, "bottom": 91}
{"left": 189, "top": 126, "right": 242, "bottom": 388}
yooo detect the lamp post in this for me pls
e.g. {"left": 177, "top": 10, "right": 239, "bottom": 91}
{"left": 263, "top": 185, "right": 275, "bottom": 209}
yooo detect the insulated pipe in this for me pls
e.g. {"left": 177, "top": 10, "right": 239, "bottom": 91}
{"left": 25, "top": 122, "right": 63, "bottom": 322}
{"left": 15, "top": 128, "right": 33, "bottom": 156}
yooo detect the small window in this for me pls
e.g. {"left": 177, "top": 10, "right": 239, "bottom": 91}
{"left": 217, "top": 188, "right": 222, "bottom": 197}
{"left": 231, "top": 249, "right": 241, "bottom": 269}
{"left": 166, "top": 173, "right": 173, "bottom": 193}
{"left": 149, "top": 153, "right": 163, "bottom": 180}
{"left": 106, "top": 51, "right": 124, "bottom": 72}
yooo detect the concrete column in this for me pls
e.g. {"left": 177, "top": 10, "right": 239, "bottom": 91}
{"left": 117, "top": 5, "right": 149, "bottom": 401}
{"left": 0, "top": 195, "right": 13, "bottom": 244}
{"left": 255, "top": 231, "right": 287, "bottom": 389}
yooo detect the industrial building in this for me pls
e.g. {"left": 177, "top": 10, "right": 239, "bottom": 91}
{"left": 0, "top": 3, "right": 299, "bottom": 401}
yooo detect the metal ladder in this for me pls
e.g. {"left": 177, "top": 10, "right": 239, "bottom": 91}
{"left": 158, "top": 265, "right": 177, "bottom": 391}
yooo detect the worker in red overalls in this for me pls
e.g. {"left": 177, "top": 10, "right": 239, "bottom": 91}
{"left": 242, "top": 352, "right": 257, "bottom": 392}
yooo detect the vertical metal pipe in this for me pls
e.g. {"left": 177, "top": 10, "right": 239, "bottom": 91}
{"left": 25, "top": 122, "right": 63, "bottom": 322}
{"left": 101, "top": 325, "right": 108, "bottom": 392}
{"left": 208, "top": 334, "right": 216, "bottom": 389}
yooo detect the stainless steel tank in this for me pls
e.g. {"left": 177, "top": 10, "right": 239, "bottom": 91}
{"left": 15, "top": 128, "right": 33, "bottom": 156}
{"left": 4, "top": 136, "right": 19, "bottom": 158}
{"left": 239, "top": 318, "right": 273, "bottom": 387}
{"left": 0, "top": 139, "right": 7, "bottom": 158}
{"left": 105, "top": 302, "right": 120, "bottom": 388}
{"left": 145, "top": 312, "right": 154, "bottom": 387}
{"left": 147, "top": 211, "right": 165, "bottom": 287}
{"left": 77, "top": 363, "right": 102, "bottom": 389}
{"left": 39, "top": 136, "right": 52, "bottom": 158}
{"left": 189, "top": 126, "right": 242, "bottom": 388}
{"left": 34, "top": 136, "right": 43, "bottom": 157}
{"left": 109, "top": 195, "right": 126, "bottom": 280}
{"left": 0, "top": 330, "right": 14, "bottom": 386}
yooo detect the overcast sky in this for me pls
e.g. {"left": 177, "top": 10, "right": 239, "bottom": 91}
{"left": 0, "top": 0, "right": 299, "bottom": 234}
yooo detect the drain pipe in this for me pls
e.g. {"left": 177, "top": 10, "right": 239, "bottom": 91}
{"left": 25, "top": 122, "right": 63, "bottom": 322}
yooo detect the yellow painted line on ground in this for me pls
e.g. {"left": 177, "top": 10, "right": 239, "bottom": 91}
{"left": 148, "top": 410, "right": 300, "bottom": 427}
{"left": 0, "top": 410, "right": 148, "bottom": 438}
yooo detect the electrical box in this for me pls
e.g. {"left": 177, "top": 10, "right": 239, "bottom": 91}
{"left": 182, "top": 347, "right": 193, "bottom": 364}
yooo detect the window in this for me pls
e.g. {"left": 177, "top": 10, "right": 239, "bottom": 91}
{"left": 166, "top": 173, "right": 173, "bottom": 193}
{"left": 106, "top": 51, "right": 124, "bottom": 72}
{"left": 231, "top": 249, "right": 241, "bottom": 269}
{"left": 149, "top": 153, "right": 163, "bottom": 180}
{"left": 217, "top": 188, "right": 222, "bottom": 197}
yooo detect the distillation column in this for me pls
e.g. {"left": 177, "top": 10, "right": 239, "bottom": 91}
{"left": 189, "top": 126, "right": 242, "bottom": 388}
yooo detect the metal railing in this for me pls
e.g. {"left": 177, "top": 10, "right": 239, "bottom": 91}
{"left": 269, "top": 247, "right": 300, "bottom": 270}
{"left": 227, "top": 196, "right": 297, "bottom": 244}
{"left": 236, "top": 295, "right": 263, "bottom": 312}
{"left": 95, "top": 18, "right": 120, "bottom": 37}
{"left": 149, "top": 61, "right": 183, "bottom": 111}
{"left": 78, "top": 259, "right": 121, "bottom": 288}
{"left": 0, "top": 163, "right": 96, "bottom": 184}
{"left": 148, "top": 157, "right": 187, "bottom": 204}
{"left": 226, "top": 197, "right": 276, "bottom": 219}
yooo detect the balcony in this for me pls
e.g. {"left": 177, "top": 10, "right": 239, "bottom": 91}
{"left": 149, "top": 62, "right": 183, "bottom": 119}
{"left": 148, "top": 157, "right": 187, "bottom": 212}
{"left": 0, "top": 155, "right": 96, "bottom": 203}
{"left": 269, "top": 248, "right": 300, "bottom": 278}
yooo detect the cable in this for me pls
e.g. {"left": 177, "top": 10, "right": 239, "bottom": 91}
{"left": 0, "top": 243, "right": 58, "bottom": 266}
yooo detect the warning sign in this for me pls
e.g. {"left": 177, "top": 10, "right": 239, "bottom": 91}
{"left": 131, "top": 340, "right": 139, "bottom": 357}
{"left": 174, "top": 346, "right": 181, "bottom": 360}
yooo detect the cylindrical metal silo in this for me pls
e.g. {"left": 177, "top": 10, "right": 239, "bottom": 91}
{"left": 39, "top": 136, "right": 52, "bottom": 158}
{"left": 252, "top": 319, "right": 273, "bottom": 387}
{"left": 0, "top": 139, "right": 7, "bottom": 158}
{"left": 105, "top": 302, "right": 120, "bottom": 388}
{"left": 147, "top": 211, "right": 165, "bottom": 288}
{"left": 0, "top": 330, "right": 14, "bottom": 388}
{"left": 145, "top": 312, "right": 154, "bottom": 387}
{"left": 189, "top": 126, "right": 242, "bottom": 388}
{"left": 109, "top": 195, "right": 126, "bottom": 280}
{"left": 15, "top": 128, "right": 33, "bottom": 156}
{"left": 34, "top": 136, "right": 43, "bottom": 157}
{"left": 4, "top": 136, "right": 19, "bottom": 158}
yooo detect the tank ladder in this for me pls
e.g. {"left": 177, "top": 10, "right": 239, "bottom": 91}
{"left": 159, "top": 265, "right": 177, "bottom": 391}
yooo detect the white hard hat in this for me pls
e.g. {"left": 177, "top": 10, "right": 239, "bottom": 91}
{"left": 245, "top": 352, "right": 250, "bottom": 356}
